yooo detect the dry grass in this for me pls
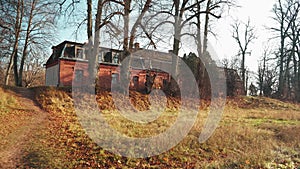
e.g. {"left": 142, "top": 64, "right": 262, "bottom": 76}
{"left": 37, "top": 88, "right": 300, "bottom": 168}
{"left": 0, "top": 87, "right": 35, "bottom": 140}
{"left": 2, "top": 86, "right": 299, "bottom": 168}
{"left": 0, "top": 87, "right": 19, "bottom": 114}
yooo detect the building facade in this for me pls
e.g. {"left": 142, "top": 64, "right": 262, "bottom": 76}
{"left": 45, "top": 41, "right": 171, "bottom": 92}
{"left": 45, "top": 41, "right": 245, "bottom": 96}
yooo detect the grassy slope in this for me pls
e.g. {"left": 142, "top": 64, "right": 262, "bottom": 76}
{"left": 0, "top": 87, "right": 23, "bottom": 138}
{"left": 1, "top": 86, "right": 299, "bottom": 168}
{"left": 0, "top": 87, "right": 65, "bottom": 168}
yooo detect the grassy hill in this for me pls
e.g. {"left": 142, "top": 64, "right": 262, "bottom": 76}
{"left": 0, "top": 86, "right": 299, "bottom": 168}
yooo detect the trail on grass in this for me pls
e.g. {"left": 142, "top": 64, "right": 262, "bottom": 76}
{"left": 0, "top": 87, "right": 48, "bottom": 168}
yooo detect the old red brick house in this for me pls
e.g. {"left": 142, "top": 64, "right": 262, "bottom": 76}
{"left": 45, "top": 41, "right": 171, "bottom": 92}
{"left": 45, "top": 41, "right": 244, "bottom": 95}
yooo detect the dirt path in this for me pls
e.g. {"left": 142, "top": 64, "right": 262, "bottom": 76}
{"left": 0, "top": 87, "right": 48, "bottom": 168}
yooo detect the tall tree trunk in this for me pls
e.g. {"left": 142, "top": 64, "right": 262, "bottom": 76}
{"left": 196, "top": 1, "right": 203, "bottom": 86}
{"left": 89, "top": 0, "right": 103, "bottom": 84}
{"left": 86, "top": 0, "right": 94, "bottom": 85}
{"left": 123, "top": 0, "right": 131, "bottom": 54}
{"left": 203, "top": 0, "right": 211, "bottom": 54}
{"left": 172, "top": 0, "right": 183, "bottom": 77}
{"left": 245, "top": 70, "right": 249, "bottom": 95}
{"left": 18, "top": 0, "right": 35, "bottom": 87}
{"left": 195, "top": 0, "right": 206, "bottom": 96}
{"left": 5, "top": 0, "right": 23, "bottom": 86}
{"left": 293, "top": 55, "right": 297, "bottom": 98}
{"left": 5, "top": 54, "right": 14, "bottom": 85}
{"left": 278, "top": 35, "right": 285, "bottom": 97}
{"left": 128, "top": 0, "right": 152, "bottom": 49}
{"left": 118, "top": 0, "right": 132, "bottom": 94}
{"left": 284, "top": 55, "right": 291, "bottom": 98}
{"left": 276, "top": 0, "right": 290, "bottom": 97}
{"left": 241, "top": 51, "right": 246, "bottom": 91}
{"left": 261, "top": 55, "right": 266, "bottom": 95}
{"left": 87, "top": 0, "right": 92, "bottom": 39}
{"left": 298, "top": 59, "right": 300, "bottom": 101}
{"left": 13, "top": 50, "right": 19, "bottom": 85}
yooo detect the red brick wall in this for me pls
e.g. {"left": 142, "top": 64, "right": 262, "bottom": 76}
{"left": 58, "top": 59, "right": 170, "bottom": 90}
{"left": 97, "top": 64, "right": 118, "bottom": 89}
{"left": 129, "top": 69, "right": 170, "bottom": 91}
{"left": 59, "top": 59, "right": 89, "bottom": 86}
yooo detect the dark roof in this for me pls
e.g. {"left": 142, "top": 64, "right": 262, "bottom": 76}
{"left": 51, "top": 41, "right": 84, "bottom": 49}
{"left": 46, "top": 41, "right": 173, "bottom": 67}
{"left": 46, "top": 41, "right": 84, "bottom": 65}
{"left": 130, "top": 49, "right": 172, "bottom": 70}
{"left": 131, "top": 49, "right": 172, "bottom": 63}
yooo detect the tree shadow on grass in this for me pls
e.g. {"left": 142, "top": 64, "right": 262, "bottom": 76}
{"left": 20, "top": 149, "right": 50, "bottom": 169}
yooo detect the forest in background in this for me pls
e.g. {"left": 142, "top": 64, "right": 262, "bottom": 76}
{"left": 0, "top": 0, "right": 299, "bottom": 101}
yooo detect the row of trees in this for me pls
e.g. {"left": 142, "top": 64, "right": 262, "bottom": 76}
{"left": 222, "top": 0, "right": 299, "bottom": 101}
{"left": 253, "top": 0, "right": 300, "bottom": 101}
{"left": 71, "top": 0, "right": 298, "bottom": 101}
{"left": 2, "top": 0, "right": 297, "bottom": 102}
{"left": 0, "top": 0, "right": 57, "bottom": 86}
{"left": 58, "top": 0, "right": 234, "bottom": 95}
{"left": 269, "top": 0, "right": 300, "bottom": 101}
{"left": 1, "top": 0, "right": 234, "bottom": 88}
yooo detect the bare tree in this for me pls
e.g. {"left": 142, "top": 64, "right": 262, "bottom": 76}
{"left": 88, "top": 0, "right": 103, "bottom": 82}
{"left": 17, "top": 0, "right": 56, "bottom": 86}
{"left": 87, "top": 0, "right": 93, "bottom": 39}
{"left": 193, "top": 0, "right": 234, "bottom": 96}
{"left": 22, "top": 57, "right": 45, "bottom": 87}
{"left": 270, "top": 0, "right": 296, "bottom": 97}
{"left": 232, "top": 18, "right": 256, "bottom": 92}
{"left": 16, "top": 0, "right": 35, "bottom": 86}
{"left": 285, "top": 0, "right": 300, "bottom": 100}
{"left": 257, "top": 46, "right": 271, "bottom": 96}
{"left": 0, "top": 0, "right": 57, "bottom": 86}
{"left": 263, "top": 68, "right": 277, "bottom": 97}
{"left": 4, "top": 0, "right": 24, "bottom": 85}
{"left": 270, "top": 0, "right": 300, "bottom": 100}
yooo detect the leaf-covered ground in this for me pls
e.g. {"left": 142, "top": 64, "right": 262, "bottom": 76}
{"left": 0, "top": 87, "right": 48, "bottom": 168}
{"left": 0, "top": 86, "right": 299, "bottom": 168}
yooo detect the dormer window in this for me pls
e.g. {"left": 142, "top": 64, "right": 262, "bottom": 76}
{"left": 104, "top": 52, "right": 112, "bottom": 63}
{"left": 113, "top": 53, "right": 119, "bottom": 64}
{"left": 76, "top": 47, "right": 84, "bottom": 59}
{"left": 98, "top": 52, "right": 103, "bottom": 62}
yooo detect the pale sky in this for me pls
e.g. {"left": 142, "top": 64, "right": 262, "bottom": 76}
{"left": 58, "top": 0, "right": 277, "bottom": 73}
{"left": 212, "top": 0, "right": 276, "bottom": 72}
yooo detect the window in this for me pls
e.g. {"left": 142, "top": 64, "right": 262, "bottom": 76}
{"left": 113, "top": 53, "right": 119, "bottom": 64}
{"left": 104, "top": 52, "right": 112, "bottom": 63}
{"left": 76, "top": 48, "right": 84, "bottom": 59}
{"left": 75, "top": 70, "right": 83, "bottom": 82}
{"left": 98, "top": 52, "right": 103, "bottom": 62}
{"left": 65, "top": 46, "right": 75, "bottom": 58}
{"left": 163, "top": 79, "right": 168, "bottom": 87}
{"left": 133, "top": 76, "right": 139, "bottom": 82}
{"left": 132, "top": 76, "right": 139, "bottom": 88}
{"left": 112, "top": 73, "right": 119, "bottom": 85}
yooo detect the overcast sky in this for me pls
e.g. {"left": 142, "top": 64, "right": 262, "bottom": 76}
{"left": 211, "top": 0, "right": 276, "bottom": 72}
{"left": 58, "top": 0, "right": 277, "bottom": 73}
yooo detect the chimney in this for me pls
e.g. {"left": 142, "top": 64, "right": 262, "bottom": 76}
{"left": 134, "top": 42, "right": 140, "bottom": 49}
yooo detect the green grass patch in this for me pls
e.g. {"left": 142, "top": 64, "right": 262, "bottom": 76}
{"left": 0, "top": 88, "right": 19, "bottom": 114}
{"left": 246, "top": 117, "right": 300, "bottom": 126}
